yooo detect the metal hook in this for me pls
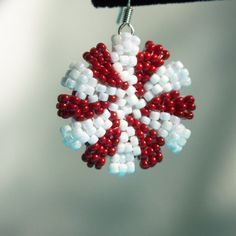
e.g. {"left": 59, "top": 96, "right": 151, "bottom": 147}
{"left": 118, "top": 0, "right": 135, "bottom": 35}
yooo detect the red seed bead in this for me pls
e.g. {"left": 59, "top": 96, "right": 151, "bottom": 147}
{"left": 112, "top": 119, "right": 120, "bottom": 127}
{"left": 151, "top": 54, "right": 158, "bottom": 62}
{"left": 162, "top": 50, "right": 170, "bottom": 60}
{"left": 108, "top": 147, "right": 116, "bottom": 156}
{"left": 136, "top": 88, "right": 145, "bottom": 97}
{"left": 110, "top": 112, "right": 117, "bottom": 120}
{"left": 139, "top": 139, "right": 147, "bottom": 148}
{"left": 96, "top": 107, "right": 104, "bottom": 114}
{"left": 187, "top": 103, "right": 196, "bottom": 111}
{"left": 145, "top": 136, "right": 153, "bottom": 145}
{"left": 113, "top": 138, "right": 119, "bottom": 146}
{"left": 140, "top": 159, "right": 150, "bottom": 169}
{"left": 149, "top": 130, "right": 157, "bottom": 138}
{"left": 96, "top": 43, "right": 106, "bottom": 51}
{"left": 133, "top": 120, "right": 141, "bottom": 128}
{"left": 184, "top": 111, "right": 194, "bottom": 119}
{"left": 140, "top": 124, "right": 149, "bottom": 133}
{"left": 141, "top": 149, "right": 148, "bottom": 157}
{"left": 154, "top": 44, "right": 164, "bottom": 54}
{"left": 126, "top": 115, "right": 134, "bottom": 125}
{"left": 157, "top": 137, "right": 165, "bottom": 146}
{"left": 137, "top": 52, "right": 144, "bottom": 61}
{"left": 152, "top": 97, "right": 161, "bottom": 105}
{"left": 87, "top": 161, "right": 94, "bottom": 168}
{"left": 184, "top": 95, "right": 195, "bottom": 104}
{"left": 108, "top": 95, "right": 117, "bottom": 103}
{"left": 156, "top": 152, "right": 163, "bottom": 162}
{"left": 135, "top": 63, "right": 143, "bottom": 72}
{"left": 136, "top": 130, "right": 144, "bottom": 138}
{"left": 147, "top": 147, "right": 154, "bottom": 154}
{"left": 140, "top": 108, "right": 150, "bottom": 116}
{"left": 58, "top": 94, "right": 70, "bottom": 102}
{"left": 144, "top": 52, "right": 152, "bottom": 61}
{"left": 143, "top": 62, "right": 151, "bottom": 71}
{"left": 57, "top": 103, "right": 67, "bottom": 110}
{"left": 152, "top": 144, "right": 160, "bottom": 152}
{"left": 121, "top": 82, "right": 129, "bottom": 90}
{"left": 149, "top": 156, "right": 158, "bottom": 167}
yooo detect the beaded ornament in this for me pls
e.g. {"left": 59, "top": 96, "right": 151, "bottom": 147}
{"left": 56, "top": 4, "right": 196, "bottom": 176}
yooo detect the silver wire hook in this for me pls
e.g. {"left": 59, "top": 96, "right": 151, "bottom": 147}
{"left": 118, "top": 0, "right": 135, "bottom": 35}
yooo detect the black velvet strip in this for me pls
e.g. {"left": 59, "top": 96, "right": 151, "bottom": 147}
{"left": 92, "top": 0, "right": 217, "bottom": 7}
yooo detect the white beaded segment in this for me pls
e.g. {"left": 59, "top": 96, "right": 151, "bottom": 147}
{"left": 109, "top": 32, "right": 141, "bottom": 176}
{"left": 60, "top": 110, "right": 112, "bottom": 150}
{"left": 144, "top": 61, "right": 191, "bottom": 100}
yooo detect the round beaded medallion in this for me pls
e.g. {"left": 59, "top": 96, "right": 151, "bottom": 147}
{"left": 56, "top": 32, "right": 196, "bottom": 176}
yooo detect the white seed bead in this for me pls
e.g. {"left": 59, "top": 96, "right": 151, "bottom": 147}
{"left": 120, "top": 55, "right": 130, "bottom": 66}
{"left": 144, "top": 82, "right": 153, "bottom": 91}
{"left": 117, "top": 143, "right": 125, "bottom": 153}
{"left": 150, "top": 120, "right": 161, "bottom": 130}
{"left": 109, "top": 163, "right": 119, "bottom": 174}
{"left": 103, "top": 120, "right": 112, "bottom": 129}
{"left": 116, "top": 110, "right": 125, "bottom": 119}
{"left": 130, "top": 136, "right": 139, "bottom": 146}
{"left": 93, "top": 117, "right": 104, "bottom": 128}
{"left": 150, "top": 111, "right": 160, "bottom": 120}
{"left": 111, "top": 52, "right": 119, "bottom": 63}
{"left": 127, "top": 94, "right": 139, "bottom": 106}
{"left": 120, "top": 120, "right": 128, "bottom": 131}
{"left": 163, "top": 83, "right": 172, "bottom": 92}
{"left": 133, "top": 146, "right": 141, "bottom": 156}
{"left": 88, "top": 135, "right": 99, "bottom": 145}
{"left": 79, "top": 75, "right": 89, "bottom": 84}
{"left": 125, "top": 143, "right": 133, "bottom": 153}
{"left": 157, "top": 66, "right": 167, "bottom": 76}
{"left": 135, "top": 99, "right": 146, "bottom": 109}
{"left": 107, "top": 86, "right": 117, "bottom": 95}
{"left": 162, "top": 121, "right": 173, "bottom": 131}
{"left": 96, "top": 84, "right": 107, "bottom": 93}
{"left": 85, "top": 86, "right": 95, "bottom": 96}
{"left": 152, "top": 84, "right": 163, "bottom": 95}
{"left": 150, "top": 74, "right": 160, "bottom": 84}
{"left": 116, "top": 88, "right": 126, "bottom": 98}
{"left": 127, "top": 126, "right": 135, "bottom": 137}
{"left": 99, "top": 93, "right": 109, "bottom": 101}
{"left": 120, "top": 132, "right": 129, "bottom": 143}
{"left": 126, "top": 86, "right": 136, "bottom": 96}
{"left": 116, "top": 98, "right": 127, "bottom": 107}
{"left": 111, "top": 34, "right": 122, "bottom": 44}
{"left": 160, "top": 112, "right": 171, "bottom": 121}
{"left": 141, "top": 116, "right": 150, "bottom": 125}
{"left": 158, "top": 128, "right": 168, "bottom": 138}
{"left": 119, "top": 164, "right": 128, "bottom": 175}
{"left": 127, "top": 162, "right": 135, "bottom": 174}
{"left": 129, "top": 75, "right": 138, "bottom": 85}
{"left": 133, "top": 109, "right": 141, "bottom": 119}
{"left": 113, "top": 62, "right": 123, "bottom": 73}
{"left": 88, "top": 77, "right": 97, "bottom": 87}
{"left": 123, "top": 106, "right": 132, "bottom": 115}
{"left": 184, "top": 129, "right": 191, "bottom": 139}
{"left": 71, "top": 140, "right": 82, "bottom": 150}
{"left": 101, "top": 109, "right": 111, "bottom": 120}
{"left": 109, "top": 103, "right": 119, "bottom": 111}
{"left": 88, "top": 95, "right": 98, "bottom": 103}
{"left": 95, "top": 127, "right": 106, "bottom": 138}
{"left": 144, "top": 91, "right": 154, "bottom": 102}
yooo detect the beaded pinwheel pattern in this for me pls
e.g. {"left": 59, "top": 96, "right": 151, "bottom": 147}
{"left": 56, "top": 32, "right": 196, "bottom": 176}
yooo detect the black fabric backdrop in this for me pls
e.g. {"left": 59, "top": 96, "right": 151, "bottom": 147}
{"left": 92, "top": 0, "right": 218, "bottom": 7}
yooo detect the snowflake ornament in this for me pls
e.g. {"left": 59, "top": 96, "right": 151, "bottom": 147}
{"left": 56, "top": 32, "right": 196, "bottom": 176}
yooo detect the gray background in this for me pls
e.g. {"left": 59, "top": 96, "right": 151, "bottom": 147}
{"left": 0, "top": 0, "right": 236, "bottom": 235}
